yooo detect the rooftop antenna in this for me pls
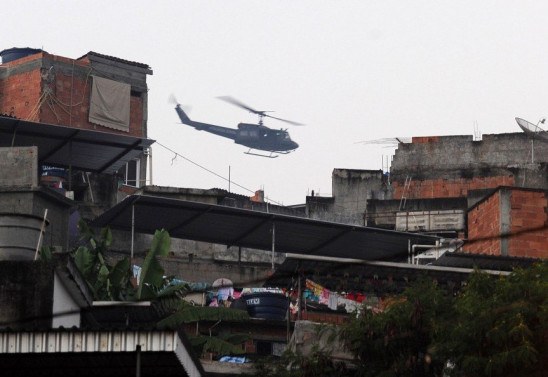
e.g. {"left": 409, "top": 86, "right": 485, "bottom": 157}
{"left": 355, "top": 137, "right": 411, "bottom": 148}
{"left": 515, "top": 117, "right": 548, "bottom": 164}
{"left": 473, "top": 120, "right": 482, "bottom": 141}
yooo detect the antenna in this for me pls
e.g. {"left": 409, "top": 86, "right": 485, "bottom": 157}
{"left": 515, "top": 117, "right": 548, "bottom": 164}
{"left": 355, "top": 137, "right": 411, "bottom": 148}
{"left": 473, "top": 120, "right": 482, "bottom": 141}
{"left": 515, "top": 117, "right": 548, "bottom": 141}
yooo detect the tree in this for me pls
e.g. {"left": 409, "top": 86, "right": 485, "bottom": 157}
{"left": 341, "top": 263, "right": 548, "bottom": 377}
{"left": 441, "top": 262, "right": 548, "bottom": 377}
{"left": 342, "top": 277, "right": 452, "bottom": 377}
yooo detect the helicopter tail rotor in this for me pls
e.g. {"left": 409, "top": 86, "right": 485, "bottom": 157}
{"left": 168, "top": 94, "right": 178, "bottom": 105}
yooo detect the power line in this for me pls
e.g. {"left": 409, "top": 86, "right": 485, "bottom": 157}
{"left": 153, "top": 141, "right": 284, "bottom": 206}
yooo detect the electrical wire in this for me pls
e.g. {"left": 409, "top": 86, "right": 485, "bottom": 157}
{"left": 154, "top": 141, "right": 284, "bottom": 206}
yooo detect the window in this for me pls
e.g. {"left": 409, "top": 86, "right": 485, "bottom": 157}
{"left": 118, "top": 159, "right": 141, "bottom": 187}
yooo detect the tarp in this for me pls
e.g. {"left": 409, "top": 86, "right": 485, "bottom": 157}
{"left": 89, "top": 75, "right": 130, "bottom": 132}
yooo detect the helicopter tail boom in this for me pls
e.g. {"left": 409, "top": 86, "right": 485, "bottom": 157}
{"left": 174, "top": 104, "right": 238, "bottom": 140}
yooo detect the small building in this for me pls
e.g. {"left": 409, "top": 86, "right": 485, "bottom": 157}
{"left": 466, "top": 187, "right": 548, "bottom": 258}
{"left": 0, "top": 47, "right": 153, "bottom": 196}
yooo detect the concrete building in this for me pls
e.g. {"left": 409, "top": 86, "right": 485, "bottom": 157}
{"left": 307, "top": 169, "right": 390, "bottom": 225}
{"left": 390, "top": 133, "right": 548, "bottom": 199}
{"left": 309, "top": 132, "right": 547, "bottom": 259}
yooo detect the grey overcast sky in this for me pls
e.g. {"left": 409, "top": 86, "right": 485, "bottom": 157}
{"left": 5, "top": 1, "right": 548, "bottom": 204}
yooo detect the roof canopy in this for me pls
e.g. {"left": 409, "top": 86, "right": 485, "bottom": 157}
{"left": 0, "top": 116, "right": 154, "bottom": 173}
{"left": 0, "top": 329, "right": 202, "bottom": 377}
{"left": 91, "top": 194, "right": 441, "bottom": 261}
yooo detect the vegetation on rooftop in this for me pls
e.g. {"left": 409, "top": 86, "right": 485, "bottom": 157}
{"left": 254, "top": 262, "right": 548, "bottom": 377}
{"left": 72, "top": 221, "right": 250, "bottom": 357}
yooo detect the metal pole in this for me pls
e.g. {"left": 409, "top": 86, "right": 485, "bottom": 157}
{"left": 148, "top": 147, "right": 153, "bottom": 185}
{"left": 271, "top": 222, "right": 275, "bottom": 270}
{"left": 135, "top": 345, "right": 141, "bottom": 377}
{"left": 228, "top": 165, "right": 231, "bottom": 192}
{"left": 131, "top": 204, "right": 135, "bottom": 261}
{"left": 69, "top": 141, "right": 72, "bottom": 191}
{"left": 408, "top": 239, "right": 411, "bottom": 264}
{"left": 34, "top": 209, "right": 48, "bottom": 260}
{"left": 297, "top": 264, "right": 302, "bottom": 320}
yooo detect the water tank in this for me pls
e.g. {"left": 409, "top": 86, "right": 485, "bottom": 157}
{"left": 244, "top": 292, "right": 289, "bottom": 320}
{"left": 0, "top": 213, "right": 48, "bottom": 260}
{"left": 0, "top": 47, "right": 43, "bottom": 64}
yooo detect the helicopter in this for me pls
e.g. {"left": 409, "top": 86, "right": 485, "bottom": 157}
{"left": 173, "top": 96, "right": 302, "bottom": 158}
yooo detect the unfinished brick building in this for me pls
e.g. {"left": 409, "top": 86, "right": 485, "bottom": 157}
{"left": 390, "top": 134, "right": 548, "bottom": 199}
{"left": 387, "top": 133, "right": 548, "bottom": 257}
{"left": 312, "top": 133, "right": 547, "bottom": 258}
{"left": 0, "top": 48, "right": 152, "bottom": 136}
{"left": 0, "top": 47, "right": 153, "bottom": 190}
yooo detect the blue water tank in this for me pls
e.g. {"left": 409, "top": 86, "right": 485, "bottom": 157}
{"left": 0, "top": 47, "right": 43, "bottom": 64}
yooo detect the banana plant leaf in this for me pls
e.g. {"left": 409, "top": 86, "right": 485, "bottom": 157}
{"left": 137, "top": 229, "right": 171, "bottom": 300}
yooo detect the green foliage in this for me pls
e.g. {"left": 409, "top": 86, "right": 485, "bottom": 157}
{"left": 338, "top": 263, "right": 548, "bottom": 377}
{"left": 158, "top": 302, "right": 250, "bottom": 328}
{"left": 189, "top": 332, "right": 249, "bottom": 356}
{"left": 251, "top": 348, "right": 356, "bottom": 377}
{"left": 38, "top": 246, "right": 53, "bottom": 262}
{"left": 136, "top": 229, "right": 172, "bottom": 300}
{"left": 72, "top": 223, "right": 250, "bottom": 358}
{"left": 72, "top": 219, "right": 134, "bottom": 301}
{"left": 442, "top": 262, "right": 548, "bottom": 377}
{"left": 342, "top": 277, "right": 451, "bottom": 377}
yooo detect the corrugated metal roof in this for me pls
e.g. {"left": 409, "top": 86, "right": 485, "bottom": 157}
{"left": 432, "top": 251, "right": 539, "bottom": 271}
{"left": 0, "top": 116, "right": 154, "bottom": 174}
{"left": 266, "top": 255, "right": 510, "bottom": 293}
{"left": 91, "top": 194, "right": 441, "bottom": 261}
{"left": 0, "top": 329, "right": 202, "bottom": 377}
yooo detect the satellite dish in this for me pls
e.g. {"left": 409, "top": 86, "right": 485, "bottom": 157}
{"left": 515, "top": 117, "right": 548, "bottom": 142}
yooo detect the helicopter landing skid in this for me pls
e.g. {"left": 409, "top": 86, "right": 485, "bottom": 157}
{"left": 244, "top": 149, "right": 292, "bottom": 158}
{"left": 244, "top": 149, "right": 279, "bottom": 158}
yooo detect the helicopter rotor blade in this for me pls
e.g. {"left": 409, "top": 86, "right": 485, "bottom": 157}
{"left": 264, "top": 114, "right": 305, "bottom": 126}
{"left": 218, "top": 96, "right": 261, "bottom": 115}
{"left": 218, "top": 96, "right": 304, "bottom": 126}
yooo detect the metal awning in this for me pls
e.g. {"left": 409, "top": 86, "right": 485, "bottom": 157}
{"left": 266, "top": 255, "right": 509, "bottom": 292}
{"left": 91, "top": 194, "right": 441, "bottom": 261}
{"left": 0, "top": 329, "right": 203, "bottom": 377}
{"left": 0, "top": 116, "right": 154, "bottom": 173}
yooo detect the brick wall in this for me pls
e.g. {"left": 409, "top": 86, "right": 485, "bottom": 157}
{"left": 466, "top": 188, "right": 548, "bottom": 258}
{"left": 0, "top": 65, "right": 42, "bottom": 120}
{"left": 0, "top": 52, "right": 147, "bottom": 138}
{"left": 393, "top": 175, "right": 515, "bottom": 199}
{"left": 390, "top": 133, "right": 548, "bottom": 194}
{"left": 299, "top": 310, "right": 348, "bottom": 325}
{"left": 466, "top": 191, "right": 502, "bottom": 254}
{"left": 508, "top": 189, "right": 548, "bottom": 258}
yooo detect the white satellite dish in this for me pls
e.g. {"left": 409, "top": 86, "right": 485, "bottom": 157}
{"left": 515, "top": 117, "right": 548, "bottom": 141}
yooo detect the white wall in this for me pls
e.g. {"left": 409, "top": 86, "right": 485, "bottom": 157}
{"left": 52, "top": 272, "right": 81, "bottom": 328}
